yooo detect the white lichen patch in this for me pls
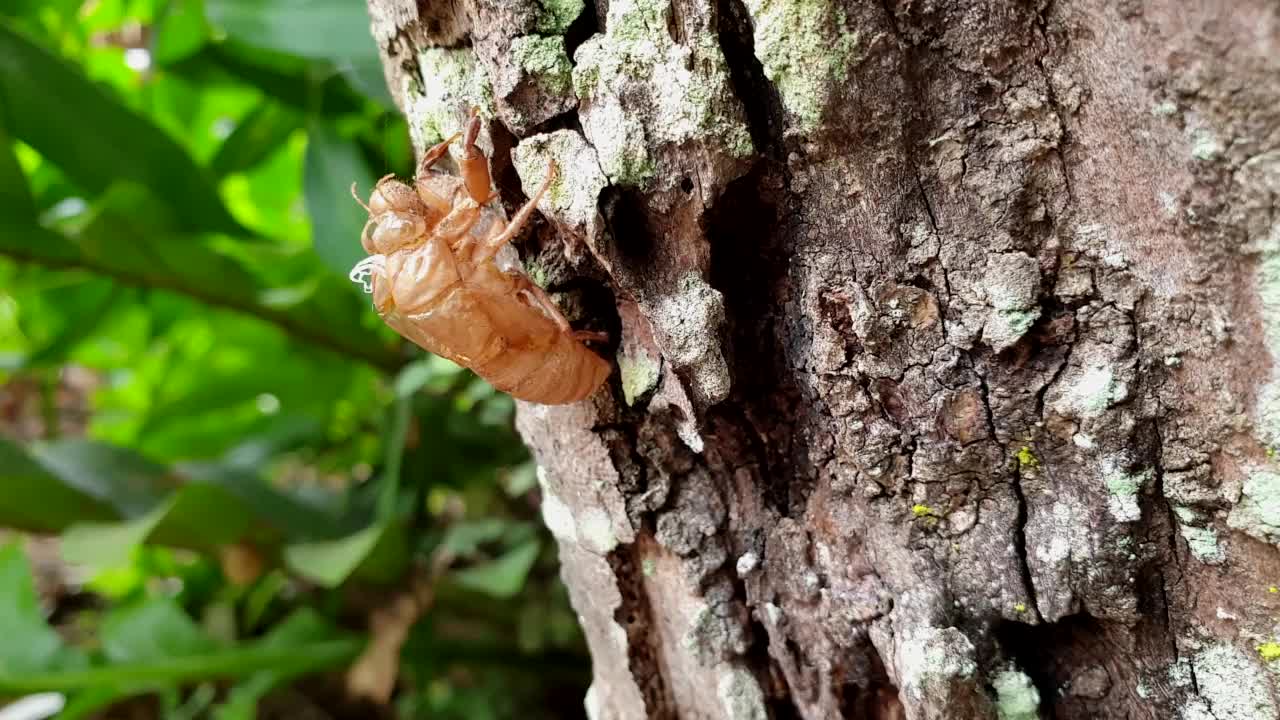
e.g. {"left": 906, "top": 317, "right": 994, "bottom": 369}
{"left": 652, "top": 273, "right": 732, "bottom": 404}
{"left": 1190, "top": 127, "right": 1224, "bottom": 161}
{"left": 1190, "top": 643, "right": 1279, "bottom": 720}
{"left": 1168, "top": 657, "right": 1194, "bottom": 689}
{"left": 1240, "top": 153, "right": 1280, "bottom": 450}
{"left": 578, "top": 506, "right": 619, "bottom": 553}
{"left": 1035, "top": 498, "right": 1092, "bottom": 567}
{"left": 1179, "top": 523, "right": 1224, "bottom": 564}
{"left": 992, "top": 668, "right": 1040, "bottom": 720}
{"left": 572, "top": 0, "right": 752, "bottom": 187}
{"left": 407, "top": 48, "right": 495, "bottom": 150}
{"left": 583, "top": 683, "right": 603, "bottom": 720}
{"left": 1101, "top": 461, "right": 1150, "bottom": 523}
{"left": 539, "top": 470, "right": 579, "bottom": 543}
{"left": 763, "top": 602, "right": 783, "bottom": 626}
{"left": 743, "top": 0, "right": 860, "bottom": 131}
{"left": 512, "top": 130, "right": 609, "bottom": 237}
{"left": 1249, "top": 252, "right": 1280, "bottom": 438}
{"left": 683, "top": 601, "right": 749, "bottom": 665}
{"left": 717, "top": 666, "right": 768, "bottom": 720}
{"left": 898, "top": 626, "right": 979, "bottom": 704}
{"left": 537, "top": 468, "right": 617, "bottom": 552}
{"left": 1182, "top": 700, "right": 1219, "bottom": 720}
{"left": 1228, "top": 470, "right": 1280, "bottom": 546}
{"left": 608, "top": 620, "right": 630, "bottom": 653}
{"left": 1053, "top": 363, "right": 1128, "bottom": 419}
{"left": 981, "top": 252, "right": 1042, "bottom": 351}
{"left": 1037, "top": 533, "right": 1071, "bottom": 566}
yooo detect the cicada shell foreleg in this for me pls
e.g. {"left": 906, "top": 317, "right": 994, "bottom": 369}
{"left": 471, "top": 161, "right": 557, "bottom": 265}
{"left": 418, "top": 130, "right": 461, "bottom": 175}
{"left": 458, "top": 112, "right": 497, "bottom": 205}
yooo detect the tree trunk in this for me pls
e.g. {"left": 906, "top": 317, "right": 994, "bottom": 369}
{"left": 367, "top": 1, "right": 1280, "bottom": 717}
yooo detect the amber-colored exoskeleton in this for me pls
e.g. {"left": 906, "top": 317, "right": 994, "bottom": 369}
{"left": 349, "top": 114, "right": 611, "bottom": 404}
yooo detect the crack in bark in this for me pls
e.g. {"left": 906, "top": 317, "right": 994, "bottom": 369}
{"left": 1150, "top": 417, "right": 1186, "bottom": 661}
{"left": 608, "top": 544, "right": 677, "bottom": 718}
{"left": 914, "top": 173, "right": 940, "bottom": 233}
{"left": 1032, "top": 0, "right": 1077, "bottom": 202}
{"left": 716, "top": 0, "right": 787, "bottom": 159}
{"left": 977, "top": 369, "right": 1043, "bottom": 620}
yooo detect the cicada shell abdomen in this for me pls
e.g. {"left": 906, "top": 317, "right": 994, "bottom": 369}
{"left": 482, "top": 331, "right": 612, "bottom": 404}
{"left": 369, "top": 243, "right": 610, "bottom": 404}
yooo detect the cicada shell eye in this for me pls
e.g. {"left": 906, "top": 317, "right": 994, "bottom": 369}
{"left": 371, "top": 211, "right": 427, "bottom": 253}
{"left": 379, "top": 182, "right": 420, "bottom": 212}
{"left": 368, "top": 175, "right": 413, "bottom": 213}
{"left": 360, "top": 218, "right": 378, "bottom": 254}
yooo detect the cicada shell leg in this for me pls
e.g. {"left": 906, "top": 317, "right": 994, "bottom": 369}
{"left": 518, "top": 277, "right": 609, "bottom": 345}
{"left": 458, "top": 111, "right": 494, "bottom": 205}
{"left": 418, "top": 130, "right": 462, "bottom": 176}
{"left": 472, "top": 161, "right": 557, "bottom": 265}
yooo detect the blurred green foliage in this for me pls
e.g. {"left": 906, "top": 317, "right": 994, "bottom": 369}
{"left": 0, "top": 1, "right": 588, "bottom": 718}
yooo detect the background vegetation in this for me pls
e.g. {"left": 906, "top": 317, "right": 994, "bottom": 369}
{"left": 0, "top": 1, "right": 588, "bottom": 717}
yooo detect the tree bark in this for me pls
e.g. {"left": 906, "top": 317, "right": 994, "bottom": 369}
{"left": 367, "top": 1, "right": 1280, "bottom": 717}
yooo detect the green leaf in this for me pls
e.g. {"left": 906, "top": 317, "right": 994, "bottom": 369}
{"left": 337, "top": 58, "right": 395, "bottom": 108}
{"left": 0, "top": 24, "right": 242, "bottom": 234}
{"left": 284, "top": 521, "right": 407, "bottom": 588}
{"left": 58, "top": 686, "right": 136, "bottom": 720}
{"left": 0, "top": 629, "right": 361, "bottom": 695}
{"left": 201, "top": 0, "right": 394, "bottom": 103}
{"left": 102, "top": 598, "right": 220, "bottom": 662}
{"left": 393, "top": 359, "right": 436, "bottom": 398}
{"left": 209, "top": 100, "right": 301, "bottom": 177}
{"left": 0, "top": 0, "right": 80, "bottom": 21}
{"left": 0, "top": 543, "right": 86, "bottom": 675}
{"left": 153, "top": 0, "right": 210, "bottom": 66}
{"left": 212, "top": 609, "right": 341, "bottom": 720}
{"left": 168, "top": 43, "right": 366, "bottom": 117}
{"left": 440, "top": 519, "right": 509, "bottom": 557}
{"left": 304, "top": 120, "right": 377, "bottom": 277}
{"left": 29, "top": 438, "right": 170, "bottom": 517}
{"left": 61, "top": 484, "right": 254, "bottom": 568}
{"left": 177, "top": 462, "right": 345, "bottom": 542}
{"left": 0, "top": 110, "right": 34, "bottom": 221}
{"left": 450, "top": 539, "right": 542, "bottom": 599}
{"left": 205, "top": 0, "right": 379, "bottom": 64}
{"left": 0, "top": 437, "right": 120, "bottom": 534}
{"left": 377, "top": 396, "right": 412, "bottom": 519}
{"left": 0, "top": 437, "right": 360, "bottom": 564}
{"left": 21, "top": 279, "right": 122, "bottom": 368}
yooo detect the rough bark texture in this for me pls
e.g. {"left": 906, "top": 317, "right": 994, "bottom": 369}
{"left": 368, "top": 1, "right": 1280, "bottom": 717}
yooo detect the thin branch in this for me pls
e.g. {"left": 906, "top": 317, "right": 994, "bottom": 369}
{"left": 0, "top": 245, "right": 405, "bottom": 374}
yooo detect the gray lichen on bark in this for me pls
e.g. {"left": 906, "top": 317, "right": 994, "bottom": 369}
{"left": 367, "top": 0, "right": 1280, "bottom": 717}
